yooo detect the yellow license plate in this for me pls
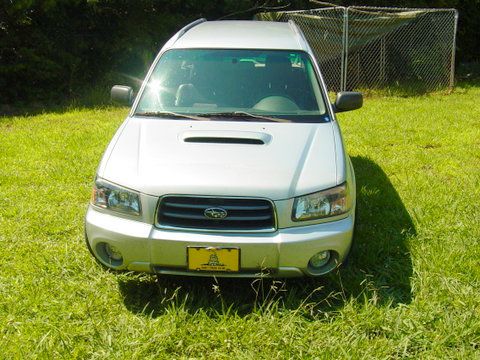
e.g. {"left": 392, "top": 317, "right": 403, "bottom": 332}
{"left": 187, "top": 247, "right": 240, "bottom": 272}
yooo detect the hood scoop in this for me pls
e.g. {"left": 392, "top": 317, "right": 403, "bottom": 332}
{"left": 180, "top": 130, "right": 272, "bottom": 145}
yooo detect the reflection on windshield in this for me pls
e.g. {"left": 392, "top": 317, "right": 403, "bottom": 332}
{"left": 135, "top": 49, "right": 328, "bottom": 122}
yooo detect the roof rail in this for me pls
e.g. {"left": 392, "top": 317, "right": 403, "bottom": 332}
{"left": 287, "top": 20, "right": 309, "bottom": 51}
{"left": 161, "top": 18, "right": 206, "bottom": 51}
{"left": 177, "top": 18, "right": 207, "bottom": 39}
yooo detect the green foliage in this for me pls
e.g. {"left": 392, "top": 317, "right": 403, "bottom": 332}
{"left": 0, "top": 0, "right": 477, "bottom": 105}
{"left": 0, "top": 86, "right": 479, "bottom": 357}
{"left": 0, "top": 0, "right": 266, "bottom": 104}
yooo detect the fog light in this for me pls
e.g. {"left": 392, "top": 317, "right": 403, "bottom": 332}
{"left": 105, "top": 243, "right": 123, "bottom": 262}
{"left": 309, "top": 250, "right": 331, "bottom": 268}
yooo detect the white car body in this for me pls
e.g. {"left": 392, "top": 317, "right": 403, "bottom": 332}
{"left": 85, "top": 20, "right": 358, "bottom": 277}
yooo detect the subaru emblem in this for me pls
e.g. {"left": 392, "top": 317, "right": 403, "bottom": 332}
{"left": 204, "top": 207, "right": 228, "bottom": 219}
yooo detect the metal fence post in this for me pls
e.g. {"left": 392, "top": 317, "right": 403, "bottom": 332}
{"left": 342, "top": 7, "right": 348, "bottom": 91}
{"left": 449, "top": 10, "right": 459, "bottom": 91}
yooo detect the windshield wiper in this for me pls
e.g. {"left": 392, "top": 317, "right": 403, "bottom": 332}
{"left": 135, "top": 110, "right": 290, "bottom": 123}
{"left": 135, "top": 111, "right": 207, "bottom": 121}
{"left": 196, "top": 111, "right": 290, "bottom": 123}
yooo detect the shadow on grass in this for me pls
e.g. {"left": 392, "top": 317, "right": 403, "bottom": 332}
{"left": 118, "top": 156, "right": 415, "bottom": 317}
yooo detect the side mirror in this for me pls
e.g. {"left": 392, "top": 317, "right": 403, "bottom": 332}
{"left": 333, "top": 91, "right": 363, "bottom": 113}
{"left": 111, "top": 85, "right": 134, "bottom": 105}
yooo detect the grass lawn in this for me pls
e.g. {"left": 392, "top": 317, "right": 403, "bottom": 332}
{"left": 1, "top": 85, "right": 479, "bottom": 358}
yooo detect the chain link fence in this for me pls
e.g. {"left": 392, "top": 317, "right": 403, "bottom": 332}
{"left": 256, "top": 6, "right": 458, "bottom": 93}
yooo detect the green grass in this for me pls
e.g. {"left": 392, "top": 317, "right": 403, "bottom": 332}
{"left": 1, "top": 86, "right": 479, "bottom": 359}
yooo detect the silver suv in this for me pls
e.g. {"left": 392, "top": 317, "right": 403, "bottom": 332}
{"left": 85, "top": 19, "right": 362, "bottom": 277}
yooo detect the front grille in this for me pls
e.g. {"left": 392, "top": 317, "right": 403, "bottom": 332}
{"left": 157, "top": 196, "right": 275, "bottom": 232}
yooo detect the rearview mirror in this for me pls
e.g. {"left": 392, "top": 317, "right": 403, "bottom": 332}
{"left": 333, "top": 92, "right": 363, "bottom": 113}
{"left": 111, "top": 85, "right": 134, "bottom": 105}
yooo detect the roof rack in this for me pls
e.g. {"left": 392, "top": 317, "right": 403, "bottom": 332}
{"left": 161, "top": 18, "right": 206, "bottom": 51}
{"left": 176, "top": 18, "right": 207, "bottom": 40}
{"left": 287, "top": 20, "right": 309, "bottom": 51}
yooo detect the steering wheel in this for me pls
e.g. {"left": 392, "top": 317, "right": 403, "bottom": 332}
{"left": 253, "top": 95, "right": 299, "bottom": 112}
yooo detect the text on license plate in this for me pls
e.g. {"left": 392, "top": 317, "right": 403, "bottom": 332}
{"left": 187, "top": 247, "right": 240, "bottom": 272}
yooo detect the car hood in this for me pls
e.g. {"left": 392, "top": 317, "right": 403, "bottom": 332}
{"left": 99, "top": 117, "right": 339, "bottom": 200}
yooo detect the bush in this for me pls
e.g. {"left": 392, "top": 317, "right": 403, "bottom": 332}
{"left": 0, "top": 0, "right": 476, "bottom": 105}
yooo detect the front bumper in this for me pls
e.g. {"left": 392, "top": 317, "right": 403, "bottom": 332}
{"left": 85, "top": 205, "right": 354, "bottom": 277}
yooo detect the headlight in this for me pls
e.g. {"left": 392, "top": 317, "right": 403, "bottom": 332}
{"left": 292, "top": 183, "right": 351, "bottom": 221}
{"left": 91, "top": 179, "right": 141, "bottom": 216}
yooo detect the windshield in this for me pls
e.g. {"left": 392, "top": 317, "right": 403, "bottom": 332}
{"left": 134, "top": 49, "right": 329, "bottom": 122}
